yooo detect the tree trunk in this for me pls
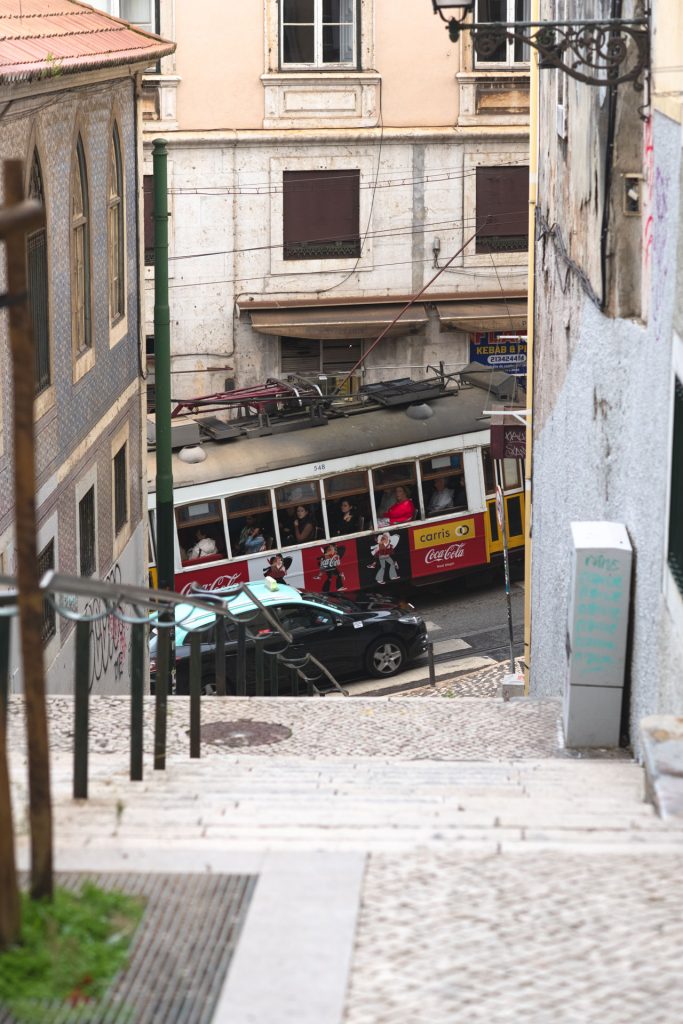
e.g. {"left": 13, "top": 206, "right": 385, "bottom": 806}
{"left": 3, "top": 160, "right": 53, "bottom": 900}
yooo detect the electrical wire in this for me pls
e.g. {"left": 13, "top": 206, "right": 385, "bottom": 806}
{"left": 166, "top": 209, "right": 529, "bottom": 263}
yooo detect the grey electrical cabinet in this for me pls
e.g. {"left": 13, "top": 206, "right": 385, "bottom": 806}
{"left": 564, "top": 522, "right": 633, "bottom": 748}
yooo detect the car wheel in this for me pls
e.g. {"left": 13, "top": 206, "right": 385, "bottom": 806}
{"left": 366, "top": 637, "right": 406, "bottom": 678}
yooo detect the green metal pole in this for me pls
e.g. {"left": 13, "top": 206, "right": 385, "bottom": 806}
{"left": 153, "top": 140, "right": 174, "bottom": 769}
{"left": 153, "top": 139, "right": 173, "bottom": 597}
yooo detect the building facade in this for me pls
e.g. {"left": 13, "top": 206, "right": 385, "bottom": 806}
{"left": 0, "top": 1, "right": 173, "bottom": 694}
{"left": 139, "top": 1, "right": 531, "bottom": 404}
{"left": 529, "top": 0, "right": 683, "bottom": 752}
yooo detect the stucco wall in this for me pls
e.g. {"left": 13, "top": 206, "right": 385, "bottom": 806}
{"left": 147, "top": 130, "right": 528, "bottom": 398}
{"left": 530, "top": 111, "right": 683, "bottom": 753}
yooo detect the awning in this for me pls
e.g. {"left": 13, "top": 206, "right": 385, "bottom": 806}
{"left": 249, "top": 304, "right": 429, "bottom": 340}
{"left": 435, "top": 299, "right": 528, "bottom": 333}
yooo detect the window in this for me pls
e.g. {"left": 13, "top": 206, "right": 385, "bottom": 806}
{"left": 71, "top": 136, "right": 92, "bottom": 353}
{"left": 226, "top": 490, "right": 276, "bottom": 557}
{"left": 281, "top": 337, "right": 363, "bottom": 393}
{"left": 143, "top": 175, "right": 155, "bottom": 266}
{"left": 88, "top": 0, "right": 156, "bottom": 32}
{"left": 475, "top": 166, "right": 529, "bottom": 254}
{"left": 108, "top": 123, "right": 125, "bottom": 325}
{"left": 79, "top": 486, "right": 96, "bottom": 577}
{"left": 420, "top": 453, "right": 468, "bottom": 519}
{"left": 275, "top": 482, "right": 322, "bottom": 545}
{"left": 668, "top": 378, "right": 683, "bottom": 596}
{"left": 176, "top": 500, "right": 227, "bottom": 564}
{"left": 38, "top": 540, "right": 56, "bottom": 643}
{"left": 324, "top": 471, "right": 370, "bottom": 536}
{"left": 283, "top": 170, "right": 360, "bottom": 260}
{"left": 372, "top": 462, "right": 417, "bottom": 525}
{"left": 281, "top": 0, "right": 357, "bottom": 69}
{"left": 113, "top": 443, "right": 128, "bottom": 535}
{"left": 27, "top": 150, "right": 50, "bottom": 396}
{"left": 475, "top": 0, "right": 530, "bottom": 67}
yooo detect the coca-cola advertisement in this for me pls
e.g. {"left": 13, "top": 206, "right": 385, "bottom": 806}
{"left": 409, "top": 514, "right": 487, "bottom": 579}
{"left": 356, "top": 531, "right": 411, "bottom": 590}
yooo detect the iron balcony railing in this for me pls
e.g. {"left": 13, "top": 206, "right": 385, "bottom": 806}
{"left": 0, "top": 571, "right": 347, "bottom": 800}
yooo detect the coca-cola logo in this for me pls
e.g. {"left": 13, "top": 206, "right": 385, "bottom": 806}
{"left": 180, "top": 572, "right": 242, "bottom": 595}
{"left": 424, "top": 543, "right": 466, "bottom": 565}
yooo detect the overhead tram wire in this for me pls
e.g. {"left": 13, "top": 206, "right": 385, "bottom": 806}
{"left": 331, "top": 224, "right": 491, "bottom": 396}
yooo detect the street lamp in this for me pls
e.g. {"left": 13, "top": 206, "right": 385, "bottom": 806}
{"left": 431, "top": 0, "right": 649, "bottom": 89}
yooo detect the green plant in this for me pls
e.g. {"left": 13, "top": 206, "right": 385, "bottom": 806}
{"left": 0, "top": 883, "right": 144, "bottom": 1023}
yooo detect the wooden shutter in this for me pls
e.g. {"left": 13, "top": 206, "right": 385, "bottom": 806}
{"left": 283, "top": 170, "right": 360, "bottom": 259}
{"left": 476, "top": 166, "right": 529, "bottom": 253}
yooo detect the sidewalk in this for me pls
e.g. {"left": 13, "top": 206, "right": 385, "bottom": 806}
{"left": 6, "top": 663, "right": 683, "bottom": 1024}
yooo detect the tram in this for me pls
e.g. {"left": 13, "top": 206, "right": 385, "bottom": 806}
{"left": 147, "top": 374, "right": 525, "bottom": 596}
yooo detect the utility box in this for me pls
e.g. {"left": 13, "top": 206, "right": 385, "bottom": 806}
{"left": 564, "top": 522, "right": 632, "bottom": 747}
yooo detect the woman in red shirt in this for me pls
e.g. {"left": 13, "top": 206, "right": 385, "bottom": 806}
{"left": 386, "top": 486, "right": 415, "bottom": 525}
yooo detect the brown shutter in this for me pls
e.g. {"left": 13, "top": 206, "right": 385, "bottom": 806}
{"left": 143, "top": 174, "right": 155, "bottom": 266}
{"left": 476, "top": 166, "right": 529, "bottom": 253}
{"left": 283, "top": 170, "right": 360, "bottom": 259}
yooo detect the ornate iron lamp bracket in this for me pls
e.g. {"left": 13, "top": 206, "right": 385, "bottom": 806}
{"left": 445, "top": 18, "right": 649, "bottom": 89}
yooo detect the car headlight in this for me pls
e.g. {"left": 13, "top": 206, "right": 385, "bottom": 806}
{"left": 398, "top": 614, "right": 421, "bottom": 625}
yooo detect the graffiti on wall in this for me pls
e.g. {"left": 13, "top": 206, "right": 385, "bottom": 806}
{"left": 84, "top": 562, "right": 128, "bottom": 691}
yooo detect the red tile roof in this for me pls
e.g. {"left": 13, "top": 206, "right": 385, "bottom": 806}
{"left": 0, "top": 0, "right": 175, "bottom": 82}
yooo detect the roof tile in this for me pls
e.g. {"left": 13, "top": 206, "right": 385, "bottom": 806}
{"left": 0, "top": 0, "right": 174, "bottom": 81}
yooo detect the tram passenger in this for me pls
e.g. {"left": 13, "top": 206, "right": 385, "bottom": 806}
{"left": 293, "top": 505, "right": 315, "bottom": 543}
{"left": 242, "top": 525, "right": 267, "bottom": 553}
{"left": 236, "top": 515, "right": 259, "bottom": 553}
{"left": 334, "top": 499, "right": 362, "bottom": 535}
{"left": 382, "top": 486, "right": 415, "bottom": 526}
{"left": 186, "top": 527, "right": 218, "bottom": 561}
{"left": 427, "top": 477, "right": 455, "bottom": 515}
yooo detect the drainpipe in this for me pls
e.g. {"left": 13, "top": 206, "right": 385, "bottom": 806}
{"left": 523, "top": 0, "right": 540, "bottom": 692}
{"left": 153, "top": 138, "right": 173, "bottom": 596}
{"left": 152, "top": 139, "right": 173, "bottom": 769}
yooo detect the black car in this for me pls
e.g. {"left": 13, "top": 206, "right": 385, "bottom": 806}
{"left": 149, "top": 582, "right": 428, "bottom": 694}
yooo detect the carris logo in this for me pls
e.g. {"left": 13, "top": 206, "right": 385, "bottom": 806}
{"left": 424, "top": 543, "right": 466, "bottom": 565}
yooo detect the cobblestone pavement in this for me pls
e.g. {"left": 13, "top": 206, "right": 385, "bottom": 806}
{"left": 344, "top": 848, "right": 683, "bottom": 1024}
{"left": 7, "top": 692, "right": 564, "bottom": 761}
{"left": 404, "top": 659, "right": 509, "bottom": 698}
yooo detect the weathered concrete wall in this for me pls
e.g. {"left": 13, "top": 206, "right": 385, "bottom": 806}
{"left": 147, "top": 130, "right": 529, "bottom": 398}
{"left": 530, "top": 109, "right": 683, "bottom": 754}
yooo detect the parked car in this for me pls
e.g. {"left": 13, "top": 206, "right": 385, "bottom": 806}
{"left": 149, "top": 581, "right": 428, "bottom": 694}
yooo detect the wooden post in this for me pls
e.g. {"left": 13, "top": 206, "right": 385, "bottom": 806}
{"left": 0, "top": 608, "right": 20, "bottom": 947}
{"left": 1, "top": 161, "right": 53, "bottom": 900}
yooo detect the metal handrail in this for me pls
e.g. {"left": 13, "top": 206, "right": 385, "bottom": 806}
{"left": 1, "top": 571, "right": 347, "bottom": 801}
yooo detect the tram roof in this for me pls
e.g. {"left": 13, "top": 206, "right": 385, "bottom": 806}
{"left": 147, "top": 384, "right": 503, "bottom": 494}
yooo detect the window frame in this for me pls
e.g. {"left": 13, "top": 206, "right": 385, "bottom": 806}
{"left": 280, "top": 0, "right": 359, "bottom": 71}
{"left": 113, "top": 442, "right": 128, "bottom": 537}
{"left": 26, "top": 148, "right": 51, "bottom": 403}
{"left": 108, "top": 121, "right": 126, "bottom": 333}
{"left": 71, "top": 134, "right": 94, "bottom": 378}
{"left": 78, "top": 485, "right": 97, "bottom": 579}
{"left": 473, "top": 0, "right": 531, "bottom": 70}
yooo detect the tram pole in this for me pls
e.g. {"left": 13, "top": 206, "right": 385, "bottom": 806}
{"left": 153, "top": 139, "right": 174, "bottom": 768}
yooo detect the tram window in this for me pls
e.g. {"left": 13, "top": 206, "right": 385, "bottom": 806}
{"left": 372, "top": 462, "right": 417, "bottom": 524}
{"left": 226, "top": 490, "right": 276, "bottom": 557}
{"left": 324, "top": 471, "right": 371, "bottom": 535}
{"left": 503, "top": 459, "right": 521, "bottom": 489}
{"left": 275, "top": 481, "right": 322, "bottom": 545}
{"left": 176, "top": 500, "right": 227, "bottom": 564}
{"left": 420, "top": 454, "right": 468, "bottom": 518}
{"left": 482, "top": 447, "right": 495, "bottom": 495}
{"left": 148, "top": 511, "right": 157, "bottom": 565}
